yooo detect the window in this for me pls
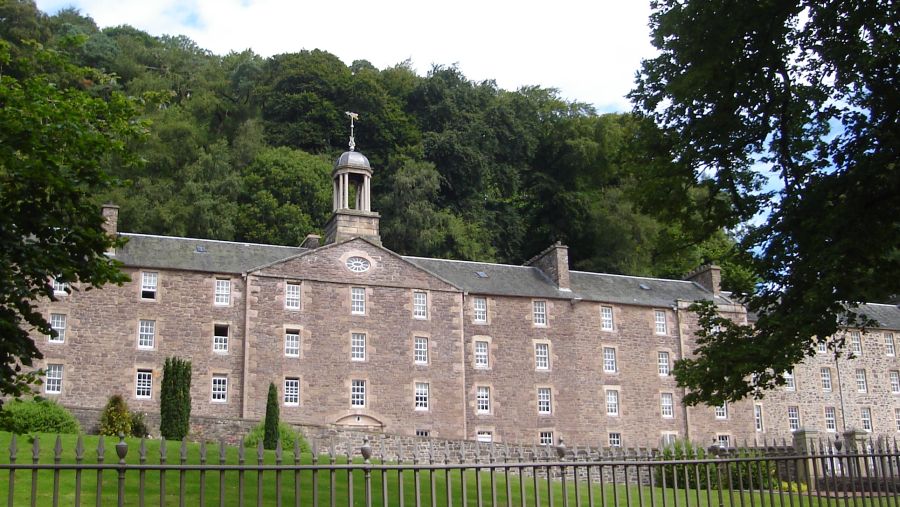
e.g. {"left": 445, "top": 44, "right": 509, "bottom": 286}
{"left": 473, "top": 297, "right": 487, "bottom": 323}
{"left": 821, "top": 368, "right": 832, "bottom": 391}
{"left": 474, "top": 340, "right": 489, "bottom": 368}
{"left": 414, "top": 337, "right": 428, "bottom": 364}
{"left": 855, "top": 369, "right": 867, "bottom": 393}
{"left": 601, "top": 306, "right": 614, "bottom": 331}
{"left": 136, "top": 370, "right": 152, "bottom": 399}
{"left": 754, "top": 404, "right": 764, "bottom": 432}
{"left": 660, "top": 433, "right": 678, "bottom": 447}
{"left": 284, "top": 378, "right": 300, "bottom": 406}
{"left": 891, "top": 371, "right": 900, "bottom": 394}
{"left": 654, "top": 310, "right": 667, "bottom": 334}
{"left": 715, "top": 403, "right": 728, "bottom": 419}
{"left": 896, "top": 409, "right": 900, "bottom": 432}
{"left": 603, "top": 347, "right": 617, "bottom": 373}
{"left": 818, "top": 341, "right": 827, "bottom": 353}
{"left": 787, "top": 406, "right": 800, "bottom": 431}
{"left": 658, "top": 351, "right": 670, "bottom": 376}
{"left": 534, "top": 343, "right": 549, "bottom": 370}
{"left": 213, "top": 324, "right": 229, "bottom": 353}
{"left": 533, "top": 301, "right": 547, "bottom": 326}
{"left": 784, "top": 370, "right": 795, "bottom": 390}
{"left": 476, "top": 431, "right": 493, "bottom": 443}
{"left": 351, "top": 333, "right": 366, "bottom": 361}
{"left": 476, "top": 386, "right": 490, "bottom": 413}
{"left": 214, "top": 279, "right": 230, "bottom": 305}
{"left": 351, "top": 379, "right": 366, "bottom": 407}
{"left": 351, "top": 287, "right": 365, "bottom": 315}
{"left": 716, "top": 435, "right": 731, "bottom": 448}
{"left": 539, "top": 431, "right": 554, "bottom": 446}
{"left": 824, "top": 407, "right": 837, "bottom": 432}
{"left": 51, "top": 278, "right": 68, "bottom": 294}
{"left": 886, "top": 333, "right": 896, "bottom": 356}
{"left": 49, "top": 313, "right": 66, "bottom": 343}
{"left": 537, "top": 388, "right": 552, "bottom": 414}
{"left": 416, "top": 430, "right": 430, "bottom": 437}
{"left": 849, "top": 331, "right": 862, "bottom": 355}
{"left": 45, "top": 364, "right": 62, "bottom": 394}
{"left": 284, "top": 330, "right": 300, "bottom": 357}
{"left": 285, "top": 283, "right": 301, "bottom": 310}
{"left": 138, "top": 320, "right": 155, "bottom": 349}
{"left": 661, "top": 393, "right": 674, "bottom": 418}
{"left": 608, "top": 432, "right": 622, "bottom": 447}
{"left": 413, "top": 291, "right": 427, "bottom": 319}
{"left": 415, "top": 382, "right": 429, "bottom": 410}
{"left": 346, "top": 256, "right": 370, "bottom": 273}
{"left": 211, "top": 375, "right": 227, "bottom": 402}
{"left": 606, "top": 390, "right": 619, "bottom": 416}
{"left": 141, "top": 272, "right": 158, "bottom": 300}
{"left": 861, "top": 408, "right": 872, "bottom": 432}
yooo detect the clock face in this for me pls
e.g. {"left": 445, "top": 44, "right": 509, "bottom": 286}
{"left": 346, "top": 256, "right": 371, "bottom": 273}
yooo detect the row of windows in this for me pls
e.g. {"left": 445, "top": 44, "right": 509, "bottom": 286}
{"left": 753, "top": 404, "right": 887, "bottom": 433}
{"left": 816, "top": 331, "right": 897, "bottom": 356}
{"left": 472, "top": 430, "right": 687, "bottom": 449}
{"left": 139, "top": 272, "right": 233, "bottom": 306}
{"left": 783, "top": 367, "right": 900, "bottom": 394}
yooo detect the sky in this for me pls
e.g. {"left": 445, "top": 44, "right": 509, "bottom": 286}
{"left": 34, "top": 0, "right": 656, "bottom": 113}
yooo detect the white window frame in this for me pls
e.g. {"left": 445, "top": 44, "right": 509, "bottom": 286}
{"left": 891, "top": 371, "right": 900, "bottom": 394}
{"left": 284, "top": 378, "right": 300, "bottom": 406}
{"left": 211, "top": 375, "right": 228, "bottom": 403}
{"left": 214, "top": 278, "right": 231, "bottom": 306}
{"left": 140, "top": 272, "right": 158, "bottom": 300}
{"left": 474, "top": 340, "right": 489, "bottom": 369}
{"left": 754, "top": 404, "right": 764, "bottom": 432}
{"left": 537, "top": 387, "right": 551, "bottom": 414}
{"left": 415, "top": 429, "right": 430, "bottom": 437}
{"left": 716, "top": 435, "right": 731, "bottom": 448}
{"left": 476, "top": 431, "right": 493, "bottom": 443}
{"left": 600, "top": 306, "right": 614, "bottom": 331}
{"left": 886, "top": 333, "right": 896, "bottom": 356}
{"left": 896, "top": 409, "right": 900, "bottom": 432}
{"left": 45, "top": 364, "right": 62, "bottom": 394}
{"left": 539, "top": 431, "right": 554, "bottom": 446}
{"left": 213, "top": 324, "right": 229, "bottom": 353}
{"left": 787, "top": 406, "right": 800, "bottom": 431}
{"left": 606, "top": 389, "right": 619, "bottom": 416}
{"left": 715, "top": 403, "right": 728, "bottom": 419}
{"left": 855, "top": 369, "right": 868, "bottom": 393}
{"left": 476, "top": 386, "right": 491, "bottom": 414}
{"left": 138, "top": 319, "right": 155, "bottom": 349}
{"left": 850, "top": 332, "right": 862, "bottom": 355}
{"left": 861, "top": 407, "right": 872, "bottom": 432}
{"left": 414, "top": 337, "right": 428, "bottom": 364}
{"left": 284, "top": 330, "right": 300, "bottom": 358}
{"left": 658, "top": 351, "right": 670, "bottom": 376}
{"left": 784, "top": 370, "right": 795, "bottom": 391}
{"left": 603, "top": 347, "right": 617, "bottom": 373}
{"left": 608, "top": 432, "right": 622, "bottom": 447}
{"left": 534, "top": 343, "right": 550, "bottom": 370}
{"left": 136, "top": 370, "right": 152, "bottom": 399}
{"left": 654, "top": 310, "right": 667, "bottom": 335}
{"left": 51, "top": 278, "right": 68, "bottom": 295}
{"left": 661, "top": 393, "right": 674, "bottom": 418}
{"left": 818, "top": 341, "right": 828, "bottom": 354}
{"left": 415, "top": 382, "right": 429, "bottom": 410}
{"left": 413, "top": 291, "right": 428, "bottom": 319}
{"left": 533, "top": 301, "right": 547, "bottom": 326}
{"left": 351, "top": 333, "right": 366, "bottom": 361}
{"left": 49, "top": 313, "right": 66, "bottom": 343}
{"left": 473, "top": 297, "right": 487, "bottom": 323}
{"left": 351, "top": 287, "right": 366, "bottom": 315}
{"left": 825, "top": 407, "right": 837, "bottom": 432}
{"left": 351, "top": 379, "right": 366, "bottom": 407}
{"left": 285, "top": 282, "right": 301, "bottom": 310}
{"left": 821, "top": 367, "right": 832, "bottom": 391}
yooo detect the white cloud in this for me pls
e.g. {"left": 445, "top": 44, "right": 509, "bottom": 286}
{"left": 36, "top": 0, "right": 655, "bottom": 111}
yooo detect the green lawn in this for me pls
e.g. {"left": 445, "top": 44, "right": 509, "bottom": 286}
{"left": 0, "top": 432, "right": 892, "bottom": 506}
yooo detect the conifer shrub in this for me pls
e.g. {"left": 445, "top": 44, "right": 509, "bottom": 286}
{"left": 160, "top": 357, "right": 192, "bottom": 439}
{"left": 99, "top": 394, "right": 132, "bottom": 436}
{"left": 0, "top": 398, "right": 80, "bottom": 434}
{"left": 244, "top": 422, "right": 309, "bottom": 452}
{"left": 263, "top": 383, "right": 280, "bottom": 450}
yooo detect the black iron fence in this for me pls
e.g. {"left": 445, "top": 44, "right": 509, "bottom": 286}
{"left": 2, "top": 432, "right": 900, "bottom": 506}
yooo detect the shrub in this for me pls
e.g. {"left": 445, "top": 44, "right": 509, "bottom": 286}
{"left": 130, "top": 411, "right": 149, "bottom": 438}
{"left": 99, "top": 394, "right": 131, "bottom": 436}
{"left": 244, "top": 422, "right": 309, "bottom": 453}
{"left": 0, "top": 398, "right": 80, "bottom": 434}
{"left": 263, "top": 383, "right": 280, "bottom": 450}
{"left": 160, "top": 357, "right": 192, "bottom": 440}
{"left": 655, "top": 439, "right": 712, "bottom": 489}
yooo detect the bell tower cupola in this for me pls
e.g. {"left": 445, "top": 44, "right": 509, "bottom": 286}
{"left": 324, "top": 112, "right": 381, "bottom": 245}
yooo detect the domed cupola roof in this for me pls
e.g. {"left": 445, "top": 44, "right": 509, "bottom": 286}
{"left": 334, "top": 150, "right": 371, "bottom": 171}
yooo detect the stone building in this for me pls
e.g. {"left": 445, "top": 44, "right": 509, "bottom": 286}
{"left": 35, "top": 146, "right": 900, "bottom": 448}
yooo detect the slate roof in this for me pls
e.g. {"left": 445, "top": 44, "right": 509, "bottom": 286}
{"left": 570, "top": 271, "right": 732, "bottom": 307}
{"left": 854, "top": 303, "right": 900, "bottom": 331}
{"left": 116, "top": 233, "right": 306, "bottom": 274}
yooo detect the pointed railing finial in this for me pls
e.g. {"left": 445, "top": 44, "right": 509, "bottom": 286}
{"left": 345, "top": 111, "right": 359, "bottom": 151}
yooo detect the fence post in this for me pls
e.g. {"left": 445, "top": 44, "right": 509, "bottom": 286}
{"left": 792, "top": 428, "right": 818, "bottom": 488}
{"left": 116, "top": 433, "right": 128, "bottom": 507}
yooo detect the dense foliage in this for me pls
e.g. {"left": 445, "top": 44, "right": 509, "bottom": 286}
{"left": 160, "top": 357, "right": 192, "bottom": 440}
{"left": 263, "top": 383, "right": 279, "bottom": 450}
{"left": 632, "top": 0, "right": 899, "bottom": 405}
{"left": 99, "top": 394, "right": 131, "bottom": 436}
{"left": 244, "top": 422, "right": 309, "bottom": 453}
{"left": 0, "top": 398, "right": 81, "bottom": 434}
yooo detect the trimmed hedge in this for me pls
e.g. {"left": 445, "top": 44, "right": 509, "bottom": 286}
{"left": 0, "top": 398, "right": 80, "bottom": 434}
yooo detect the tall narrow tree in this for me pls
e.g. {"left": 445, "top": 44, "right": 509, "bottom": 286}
{"left": 160, "top": 357, "right": 192, "bottom": 439}
{"left": 263, "top": 382, "right": 280, "bottom": 450}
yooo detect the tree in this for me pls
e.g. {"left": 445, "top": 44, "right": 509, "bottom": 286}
{"left": 160, "top": 357, "right": 192, "bottom": 439}
{"left": 263, "top": 383, "right": 279, "bottom": 450}
{"left": 99, "top": 394, "right": 132, "bottom": 436}
{"left": 0, "top": 40, "right": 144, "bottom": 403}
{"left": 631, "top": 0, "right": 899, "bottom": 405}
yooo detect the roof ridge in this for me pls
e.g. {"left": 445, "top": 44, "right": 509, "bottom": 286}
{"left": 860, "top": 302, "right": 900, "bottom": 308}
{"left": 570, "top": 270, "right": 695, "bottom": 284}
{"left": 121, "top": 232, "right": 303, "bottom": 250}
{"left": 403, "top": 256, "right": 541, "bottom": 271}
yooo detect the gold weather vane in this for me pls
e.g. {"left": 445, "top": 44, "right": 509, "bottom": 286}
{"left": 345, "top": 111, "right": 359, "bottom": 151}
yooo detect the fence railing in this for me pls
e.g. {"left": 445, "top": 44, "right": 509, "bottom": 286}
{"left": 2, "top": 433, "right": 900, "bottom": 507}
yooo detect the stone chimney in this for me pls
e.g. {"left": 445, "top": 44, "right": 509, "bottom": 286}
{"left": 101, "top": 204, "right": 119, "bottom": 238}
{"left": 525, "top": 242, "right": 571, "bottom": 291}
{"left": 300, "top": 234, "right": 321, "bottom": 249}
{"left": 685, "top": 264, "right": 721, "bottom": 296}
